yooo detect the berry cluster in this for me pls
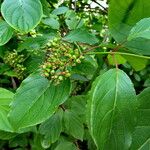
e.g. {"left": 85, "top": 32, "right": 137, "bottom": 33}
{"left": 41, "top": 39, "right": 84, "bottom": 84}
{"left": 4, "top": 50, "right": 26, "bottom": 80}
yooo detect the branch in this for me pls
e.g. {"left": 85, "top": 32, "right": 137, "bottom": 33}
{"left": 92, "top": 0, "right": 108, "bottom": 13}
{"left": 86, "top": 51, "right": 150, "bottom": 60}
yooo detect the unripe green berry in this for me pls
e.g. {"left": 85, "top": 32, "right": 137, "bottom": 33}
{"left": 44, "top": 72, "right": 49, "bottom": 77}
{"left": 65, "top": 72, "right": 71, "bottom": 77}
{"left": 58, "top": 76, "right": 63, "bottom": 81}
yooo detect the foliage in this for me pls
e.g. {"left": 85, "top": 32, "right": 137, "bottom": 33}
{"left": 0, "top": 0, "right": 150, "bottom": 149}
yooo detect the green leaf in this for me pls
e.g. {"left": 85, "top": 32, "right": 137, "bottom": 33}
{"left": 0, "top": 88, "right": 14, "bottom": 105}
{"left": 55, "top": 140, "right": 77, "bottom": 150}
{"left": 0, "top": 88, "right": 14, "bottom": 132}
{"left": 87, "top": 69, "right": 137, "bottom": 150}
{"left": 128, "top": 18, "right": 150, "bottom": 41}
{"left": 31, "top": 134, "right": 45, "bottom": 150}
{"left": 63, "top": 110, "right": 84, "bottom": 140}
{"left": 8, "top": 74, "right": 71, "bottom": 131}
{"left": 42, "top": 16, "right": 60, "bottom": 30}
{"left": 1, "top": 0, "right": 43, "bottom": 32}
{"left": 131, "top": 127, "right": 150, "bottom": 150}
{"left": 25, "top": 55, "right": 45, "bottom": 74}
{"left": 0, "top": 20, "right": 13, "bottom": 46}
{"left": 122, "top": 55, "right": 148, "bottom": 71}
{"left": 144, "top": 79, "right": 150, "bottom": 87}
{"left": 131, "top": 88, "right": 150, "bottom": 149}
{"left": 40, "top": 0, "right": 50, "bottom": 16}
{"left": 52, "top": 6, "right": 69, "bottom": 15}
{"left": 0, "top": 111, "right": 12, "bottom": 132}
{"left": 18, "top": 34, "right": 55, "bottom": 51}
{"left": 0, "top": 130, "right": 17, "bottom": 140}
{"left": 39, "top": 109, "right": 63, "bottom": 145}
{"left": 109, "top": 0, "right": 150, "bottom": 55}
{"left": 9, "top": 134, "right": 28, "bottom": 148}
{"left": 107, "top": 54, "right": 127, "bottom": 65}
{"left": 65, "top": 10, "right": 84, "bottom": 30}
{"left": 63, "top": 29, "right": 99, "bottom": 45}
{"left": 72, "top": 56, "right": 98, "bottom": 80}
{"left": 69, "top": 95, "right": 86, "bottom": 116}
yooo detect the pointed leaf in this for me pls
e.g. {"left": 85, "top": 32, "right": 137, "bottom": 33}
{"left": 8, "top": 74, "right": 71, "bottom": 130}
{"left": 87, "top": 69, "right": 137, "bottom": 150}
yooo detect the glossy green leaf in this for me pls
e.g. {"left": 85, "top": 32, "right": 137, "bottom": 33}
{"left": 128, "top": 18, "right": 150, "bottom": 41}
{"left": 1, "top": 0, "right": 43, "bottom": 32}
{"left": 109, "top": 0, "right": 150, "bottom": 55}
{"left": 131, "top": 87, "right": 150, "bottom": 149}
{"left": 63, "top": 110, "right": 84, "bottom": 140}
{"left": 39, "top": 109, "right": 63, "bottom": 144}
{"left": 63, "top": 29, "right": 99, "bottom": 45}
{"left": 0, "top": 20, "right": 13, "bottom": 46}
{"left": 0, "top": 88, "right": 14, "bottom": 132}
{"left": 8, "top": 74, "right": 71, "bottom": 130}
{"left": 87, "top": 69, "right": 137, "bottom": 150}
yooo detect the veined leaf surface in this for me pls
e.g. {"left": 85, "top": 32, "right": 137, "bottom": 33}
{"left": 1, "top": 0, "right": 43, "bottom": 32}
{"left": 8, "top": 74, "right": 71, "bottom": 131}
{"left": 87, "top": 69, "right": 137, "bottom": 150}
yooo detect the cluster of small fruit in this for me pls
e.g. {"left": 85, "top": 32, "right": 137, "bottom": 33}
{"left": 41, "top": 39, "right": 84, "bottom": 84}
{"left": 4, "top": 50, "right": 26, "bottom": 80}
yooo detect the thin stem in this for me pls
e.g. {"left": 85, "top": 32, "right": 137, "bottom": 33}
{"left": 111, "top": 52, "right": 118, "bottom": 69}
{"left": 92, "top": 0, "right": 108, "bottom": 13}
{"left": 11, "top": 77, "right": 17, "bottom": 89}
{"left": 87, "top": 51, "right": 150, "bottom": 60}
{"left": 83, "top": 45, "right": 100, "bottom": 53}
{"left": 83, "top": 43, "right": 118, "bottom": 53}
{"left": 112, "top": 40, "right": 127, "bottom": 52}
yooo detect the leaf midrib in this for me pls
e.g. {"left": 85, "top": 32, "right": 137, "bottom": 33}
{"left": 138, "top": 138, "right": 150, "bottom": 150}
{"left": 107, "top": 69, "right": 119, "bottom": 145}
